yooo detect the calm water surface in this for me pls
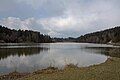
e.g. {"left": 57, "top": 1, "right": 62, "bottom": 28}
{"left": 0, "top": 43, "right": 115, "bottom": 74}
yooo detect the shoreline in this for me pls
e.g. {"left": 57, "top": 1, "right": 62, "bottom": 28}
{"left": 0, "top": 57, "right": 120, "bottom": 80}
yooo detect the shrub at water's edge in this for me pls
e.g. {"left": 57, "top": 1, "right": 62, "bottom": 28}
{"left": 108, "top": 48, "right": 120, "bottom": 58}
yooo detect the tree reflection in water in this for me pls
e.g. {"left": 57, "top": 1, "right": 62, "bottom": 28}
{"left": 0, "top": 47, "right": 49, "bottom": 60}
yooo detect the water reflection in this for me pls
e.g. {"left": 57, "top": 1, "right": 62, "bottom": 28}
{"left": 0, "top": 43, "right": 116, "bottom": 74}
{"left": 85, "top": 47, "right": 120, "bottom": 58}
{"left": 0, "top": 47, "right": 49, "bottom": 60}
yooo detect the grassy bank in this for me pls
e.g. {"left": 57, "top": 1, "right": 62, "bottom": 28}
{"left": 16, "top": 57, "right": 120, "bottom": 80}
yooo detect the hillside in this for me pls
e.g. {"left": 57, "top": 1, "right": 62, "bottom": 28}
{"left": 0, "top": 25, "right": 120, "bottom": 44}
{"left": 0, "top": 25, "right": 52, "bottom": 43}
{"left": 76, "top": 26, "right": 120, "bottom": 43}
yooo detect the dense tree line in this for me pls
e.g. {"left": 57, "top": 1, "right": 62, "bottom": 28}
{"left": 52, "top": 37, "right": 76, "bottom": 42}
{"left": 1, "top": 25, "right": 119, "bottom": 43}
{"left": 0, "top": 25, "right": 52, "bottom": 43}
{"left": 76, "top": 26, "right": 120, "bottom": 43}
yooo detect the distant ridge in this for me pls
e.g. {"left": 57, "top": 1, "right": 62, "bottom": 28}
{"left": 76, "top": 26, "right": 120, "bottom": 43}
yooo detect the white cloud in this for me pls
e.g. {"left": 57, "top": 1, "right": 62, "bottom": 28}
{"left": 0, "top": 17, "right": 30, "bottom": 30}
{"left": 0, "top": 0, "right": 120, "bottom": 37}
{"left": 40, "top": 16, "right": 76, "bottom": 30}
{"left": 0, "top": 17, "right": 49, "bottom": 34}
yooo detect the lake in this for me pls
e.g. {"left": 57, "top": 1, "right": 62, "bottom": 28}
{"left": 0, "top": 43, "right": 116, "bottom": 74}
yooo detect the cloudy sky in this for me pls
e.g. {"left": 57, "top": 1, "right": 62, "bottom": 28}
{"left": 0, "top": 0, "right": 120, "bottom": 37}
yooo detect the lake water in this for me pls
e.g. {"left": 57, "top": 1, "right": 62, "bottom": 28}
{"left": 0, "top": 43, "right": 115, "bottom": 74}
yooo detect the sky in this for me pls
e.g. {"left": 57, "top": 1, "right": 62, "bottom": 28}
{"left": 0, "top": 0, "right": 120, "bottom": 37}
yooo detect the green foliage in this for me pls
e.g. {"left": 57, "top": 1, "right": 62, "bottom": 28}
{"left": 76, "top": 26, "right": 120, "bottom": 43}
{"left": 0, "top": 25, "right": 52, "bottom": 43}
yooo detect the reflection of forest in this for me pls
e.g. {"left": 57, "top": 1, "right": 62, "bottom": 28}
{"left": 85, "top": 47, "right": 120, "bottom": 58}
{"left": 0, "top": 47, "right": 49, "bottom": 60}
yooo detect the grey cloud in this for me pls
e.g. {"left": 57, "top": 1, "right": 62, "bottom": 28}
{"left": 0, "top": 17, "right": 49, "bottom": 35}
{"left": 0, "top": 0, "right": 120, "bottom": 37}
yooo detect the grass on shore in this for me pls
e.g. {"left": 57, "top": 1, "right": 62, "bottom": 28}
{"left": 16, "top": 57, "right": 120, "bottom": 80}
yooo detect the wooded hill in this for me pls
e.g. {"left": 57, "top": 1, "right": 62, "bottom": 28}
{"left": 0, "top": 25, "right": 120, "bottom": 43}
{"left": 0, "top": 25, "right": 52, "bottom": 43}
{"left": 76, "top": 26, "right": 120, "bottom": 43}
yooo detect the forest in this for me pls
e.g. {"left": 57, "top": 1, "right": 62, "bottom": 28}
{"left": 76, "top": 26, "right": 120, "bottom": 43}
{"left": 0, "top": 25, "right": 52, "bottom": 43}
{"left": 0, "top": 25, "right": 120, "bottom": 44}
